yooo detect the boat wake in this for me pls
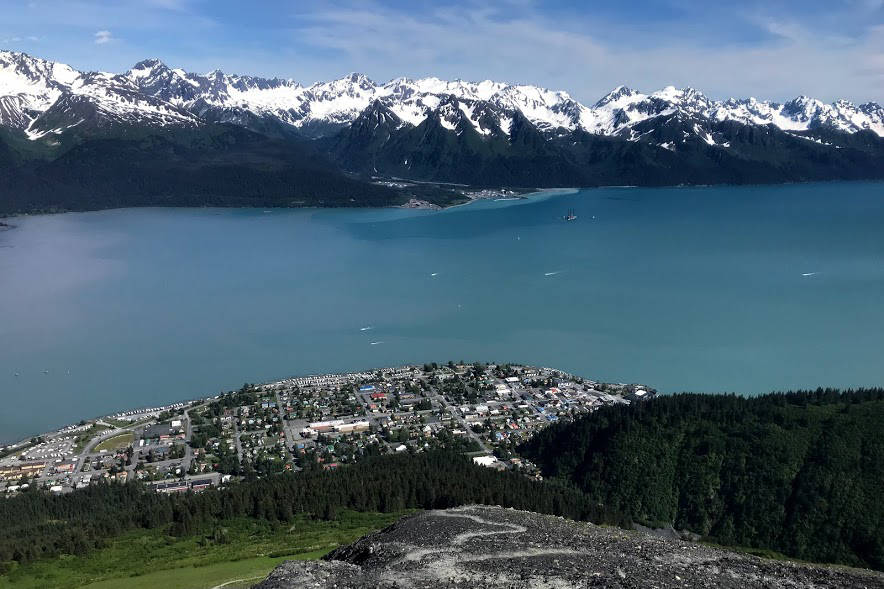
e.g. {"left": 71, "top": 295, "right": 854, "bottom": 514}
{"left": 370, "top": 341, "right": 384, "bottom": 345}
{"left": 544, "top": 271, "right": 562, "bottom": 276}
{"left": 801, "top": 272, "right": 820, "bottom": 277}
{"left": 360, "top": 326, "right": 373, "bottom": 331}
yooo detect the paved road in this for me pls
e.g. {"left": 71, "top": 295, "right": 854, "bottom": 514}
{"left": 426, "top": 385, "right": 490, "bottom": 453}
{"left": 74, "top": 427, "right": 128, "bottom": 473}
{"left": 182, "top": 407, "right": 194, "bottom": 472}
{"left": 233, "top": 421, "right": 243, "bottom": 463}
{"left": 272, "top": 389, "right": 293, "bottom": 464}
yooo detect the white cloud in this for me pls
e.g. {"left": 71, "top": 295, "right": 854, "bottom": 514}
{"left": 145, "top": 0, "right": 188, "bottom": 10}
{"left": 0, "top": 1, "right": 879, "bottom": 104}
{"left": 290, "top": 3, "right": 884, "bottom": 104}
{"left": 93, "top": 30, "right": 114, "bottom": 45}
{"left": 760, "top": 19, "right": 808, "bottom": 42}
{"left": 1, "top": 34, "right": 38, "bottom": 44}
{"left": 849, "top": 0, "right": 883, "bottom": 11}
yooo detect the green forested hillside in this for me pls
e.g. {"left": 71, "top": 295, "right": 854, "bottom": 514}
{"left": 519, "top": 388, "right": 884, "bottom": 570}
{"left": 2, "top": 394, "right": 882, "bottom": 576}
{"left": 326, "top": 106, "right": 884, "bottom": 188}
{"left": 0, "top": 125, "right": 404, "bottom": 215}
{"left": 3, "top": 112, "right": 884, "bottom": 216}
{"left": 0, "top": 451, "right": 623, "bottom": 571}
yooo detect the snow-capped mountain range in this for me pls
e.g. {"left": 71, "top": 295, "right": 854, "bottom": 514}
{"left": 1, "top": 50, "right": 882, "bottom": 142}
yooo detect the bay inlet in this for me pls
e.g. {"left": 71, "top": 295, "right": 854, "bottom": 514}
{"left": 2, "top": 182, "right": 883, "bottom": 442}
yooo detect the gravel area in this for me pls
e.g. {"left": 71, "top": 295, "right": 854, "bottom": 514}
{"left": 255, "top": 505, "right": 884, "bottom": 588}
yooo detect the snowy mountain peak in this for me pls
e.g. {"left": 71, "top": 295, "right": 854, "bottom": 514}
{"left": 0, "top": 51, "right": 201, "bottom": 137}
{"left": 0, "top": 50, "right": 882, "bottom": 142}
{"left": 129, "top": 58, "right": 167, "bottom": 72}
{"left": 345, "top": 72, "right": 374, "bottom": 85}
{"left": 650, "top": 85, "right": 709, "bottom": 105}
{"left": 594, "top": 86, "right": 638, "bottom": 107}
{"left": 0, "top": 50, "right": 78, "bottom": 92}
{"left": 783, "top": 95, "right": 825, "bottom": 115}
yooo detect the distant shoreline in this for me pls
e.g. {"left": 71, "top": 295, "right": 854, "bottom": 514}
{"left": 0, "top": 186, "right": 572, "bottom": 221}
{"left": 0, "top": 361, "right": 622, "bottom": 449}
{"left": 434, "top": 187, "right": 579, "bottom": 211}
{"left": 3, "top": 179, "right": 884, "bottom": 221}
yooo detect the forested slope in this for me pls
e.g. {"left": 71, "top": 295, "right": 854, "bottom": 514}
{"left": 0, "top": 451, "right": 624, "bottom": 570}
{"left": 519, "top": 388, "right": 884, "bottom": 570}
{"left": 0, "top": 125, "right": 404, "bottom": 215}
{"left": 2, "top": 393, "right": 881, "bottom": 574}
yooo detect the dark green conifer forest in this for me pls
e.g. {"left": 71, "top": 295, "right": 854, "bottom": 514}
{"left": 0, "top": 451, "right": 623, "bottom": 571}
{"left": 519, "top": 388, "right": 884, "bottom": 570}
{"left": 1, "top": 389, "right": 881, "bottom": 574}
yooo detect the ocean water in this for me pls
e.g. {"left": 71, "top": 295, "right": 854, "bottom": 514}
{"left": 2, "top": 182, "right": 883, "bottom": 442}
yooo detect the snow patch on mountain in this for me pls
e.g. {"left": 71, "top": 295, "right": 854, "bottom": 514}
{"left": 0, "top": 51, "right": 199, "bottom": 138}
{"left": 1, "top": 49, "right": 882, "bottom": 142}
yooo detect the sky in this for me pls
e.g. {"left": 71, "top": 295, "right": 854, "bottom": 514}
{"left": 1, "top": 0, "right": 882, "bottom": 104}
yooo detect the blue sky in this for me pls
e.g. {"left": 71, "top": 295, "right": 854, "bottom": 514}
{"left": 1, "top": 0, "right": 882, "bottom": 103}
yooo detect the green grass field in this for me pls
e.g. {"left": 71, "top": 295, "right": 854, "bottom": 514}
{"left": 72, "top": 425, "right": 110, "bottom": 454}
{"left": 93, "top": 433, "right": 134, "bottom": 453}
{"left": 0, "top": 511, "right": 406, "bottom": 589}
{"left": 79, "top": 555, "right": 299, "bottom": 589}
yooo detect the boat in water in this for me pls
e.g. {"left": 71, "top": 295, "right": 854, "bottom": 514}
{"left": 564, "top": 209, "right": 577, "bottom": 221}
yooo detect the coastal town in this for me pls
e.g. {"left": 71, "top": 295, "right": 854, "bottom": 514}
{"left": 0, "top": 363, "right": 654, "bottom": 496}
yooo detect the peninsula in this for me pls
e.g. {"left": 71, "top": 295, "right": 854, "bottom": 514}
{"left": 0, "top": 362, "right": 652, "bottom": 496}
{"left": 1, "top": 364, "right": 881, "bottom": 588}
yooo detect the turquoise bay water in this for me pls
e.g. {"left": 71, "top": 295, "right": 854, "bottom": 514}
{"left": 2, "top": 183, "right": 883, "bottom": 442}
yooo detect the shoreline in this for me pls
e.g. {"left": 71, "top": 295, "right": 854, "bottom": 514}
{"left": 0, "top": 362, "right": 644, "bottom": 450}
{"left": 0, "top": 186, "right": 569, "bottom": 222}
{"left": 4, "top": 179, "right": 884, "bottom": 222}
{"left": 434, "top": 187, "right": 579, "bottom": 212}
{"left": 3, "top": 181, "right": 883, "bottom": 444}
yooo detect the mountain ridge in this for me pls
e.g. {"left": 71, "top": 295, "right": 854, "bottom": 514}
{"left": 2, "top": 50, "right": 882, "bottom": 142}
{"left": 1, "top": 49, "right": 883, "bottom": 215}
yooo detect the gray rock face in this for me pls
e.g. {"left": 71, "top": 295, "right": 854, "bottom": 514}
{"left": 255, "top": 505, "right": 884, "bottom": 588}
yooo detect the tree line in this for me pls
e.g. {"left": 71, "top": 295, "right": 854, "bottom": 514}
{"left": 3, "top": 388, "right": 881, "bottom": 573}
{"left": 0, "top": 451, "right": 625, "bottom": 570}
{"left": 519, "top": 388, "right": 884, "bottom": 570}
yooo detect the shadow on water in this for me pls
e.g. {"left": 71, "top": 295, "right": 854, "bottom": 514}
{"left": 340, "top": 189, "right": 619, "bottom": 241}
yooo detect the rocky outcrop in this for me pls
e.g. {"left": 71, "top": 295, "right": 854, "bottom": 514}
{"left": 255, "top": 505, "right": 883, "bottom": 588}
